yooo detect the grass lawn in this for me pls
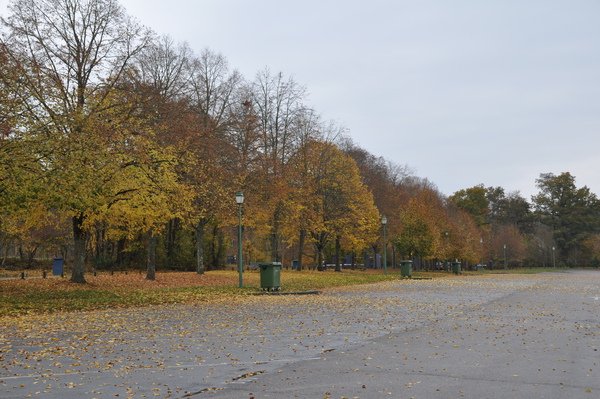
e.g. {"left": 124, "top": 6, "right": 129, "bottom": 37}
{"left": 0, "top": 267, "right": 568, "bottom": 318}
{"left": 0, "top": 269, "right": 411, "bottom": 317}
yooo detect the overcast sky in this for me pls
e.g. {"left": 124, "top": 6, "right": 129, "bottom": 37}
{"left": 1, "top": 0, "right": 599, "bottom": 199}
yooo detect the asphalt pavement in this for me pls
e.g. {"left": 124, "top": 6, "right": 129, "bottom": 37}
{"left": 1, "top": 271, "right": 599, "bottom": 398}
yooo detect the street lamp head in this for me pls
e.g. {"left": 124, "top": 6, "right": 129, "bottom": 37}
{"left": 381, "top": 215, "right": 387, "bottom": 225}
{"left": 235, "top": 191, "right": 244, "bottom": 205}
{"left": 503, "top": 244, "right": 506, "bottom": 249}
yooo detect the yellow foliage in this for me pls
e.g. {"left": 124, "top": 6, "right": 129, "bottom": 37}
{"left": 286, "top": 140, "right": 379, "bottom": 255}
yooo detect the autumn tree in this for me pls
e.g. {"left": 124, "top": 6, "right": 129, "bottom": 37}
{"left": 449, "top": 207, "right": 481, "bottom": 265}
{"left": 251, "top": 69, "right": 307, "bottom": 262}
{"left": 85, "top": 143, "right": 192, "bottom": 280}
{"left": 278, "top": 110, "right": 323, "bottom": 270}
{"left": 343, "top": 141, "right": 413, "bottom": 266}
{"left": 2, "top": 204, "right": 70, "bottom": 267}
{"left": 287, "top": 140, "right": 378, "bottom": 271}
{"left": 395, "top": 199, "right": 435, "bottom": 261}
{"left": 2, "top": 0, "right": 152, "bottom": 282}
{"left": 129, "top": 35, "right": 198, "bottom": 274}
{"left": 0, "top": 42, "right": 41, "bottom": 221}
{"left": 187, "top": 49, "right": 242, "bottom": 272}
{"left": 582, "top": 234, "right": 600, "bottom": 267}
{"left": 490, "top": 224, "right": 527, "bottom": 268}
{"left": 394, "top": 187, "right": 452, "bottom": 267}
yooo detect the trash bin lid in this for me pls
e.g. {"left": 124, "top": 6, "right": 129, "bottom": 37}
{"left": 259, "top": 262, "right": 282, "bottom": 266}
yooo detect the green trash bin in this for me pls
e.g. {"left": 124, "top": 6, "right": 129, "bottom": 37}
{"left": 259, "top": 262, "right": 282, "bottom": 291}
{"left": 400, "top": 260, "right": 413, "bottom": 278}
{"left": 452, "top": 261, "right": 461, "bottom": 275}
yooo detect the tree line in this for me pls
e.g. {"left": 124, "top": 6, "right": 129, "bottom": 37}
{"left": 1, "top": 0, "right": 599, "bottom": 283}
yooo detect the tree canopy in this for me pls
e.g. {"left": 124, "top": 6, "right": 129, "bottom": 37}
{"left": 1, "top": 0, "right": 598, "bottom": 277}
{"left": 532, "top": 172, "right": 600, "bottom": 266}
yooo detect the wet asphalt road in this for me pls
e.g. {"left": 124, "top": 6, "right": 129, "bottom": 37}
{"left": 1, "top": 271, "right": 599, "bottom": 398}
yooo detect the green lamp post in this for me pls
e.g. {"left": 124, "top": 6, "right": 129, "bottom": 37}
{"left": 381, "top": 215, "right": 387, "bottom": 275}
{"left": 236, "top": 191, "right": 244, "bottom": 288}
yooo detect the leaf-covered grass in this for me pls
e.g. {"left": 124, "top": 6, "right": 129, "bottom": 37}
{"left": 0, "top": 269, "right": 418, "bottom": 317}
{"left": 1, "top": 267, "right": 569, "bottom": 317}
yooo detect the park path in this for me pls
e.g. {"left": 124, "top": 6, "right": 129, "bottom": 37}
{"left": 1, "top": 271, "right": 598, "bottom": 398}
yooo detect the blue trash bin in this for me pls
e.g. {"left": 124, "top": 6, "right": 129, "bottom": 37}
{"left": 52, "top": 257, "right": 64, "bottom": 276}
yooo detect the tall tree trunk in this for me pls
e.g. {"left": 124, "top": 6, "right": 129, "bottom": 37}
{"left": 95, "top": 227, "right": 101, "bottom": 259}
{"left": 104, "top": 237, "right": 111, "bottom": 267}
{"left": 334, "top": 235, "right": 342, "bottom": 272}
{"left": 216, "top": 228, "right": 225, "bottom": 269}
{"left": 71, "top": 214, "right": 87, "bottom": 283}
{"left": 210, "top": 225, "right": 224, "bottom": 270}
{"left": 116, "top": 238, "right": 126, "bottom": 269}
{"left": 270, "top": 229, "right": 280, "bottom": 263}
{"left": 166, "top": 218, "right": 180, "bottom": 266}
{"left": 0, "top": 236, "right": 8, "bottom": 266}
{"left": 208, "top": 225, "right": 215, "bottom": 271}
{"left": 146, "top": 233, "right": 157, "bottom": 280}
{"left": 195, "top": 220, "right": 206, "bottom": 275}
{"left": 27, "top": 246, "right": 38, "bottom": 267}
{"left": 316, "top": 244, "right": 324, "bottom": 271}
{"left": 270, "top": 202, "right": 283, "bottom": 262}
{"left": 297, "top": 229, "right": 306, "bottom": 271}
{"left": 60, "top": 245, "right": 69, "bottom": 265}
{"left": 373, "top": 245, "right": 378, "bottom": 269}
{"left": 315, "top": 231, "right": 327, "bottom": 271}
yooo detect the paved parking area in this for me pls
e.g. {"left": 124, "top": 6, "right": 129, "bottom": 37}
{"left": 1, "top": 271, "right": 599, "bottom": 398}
